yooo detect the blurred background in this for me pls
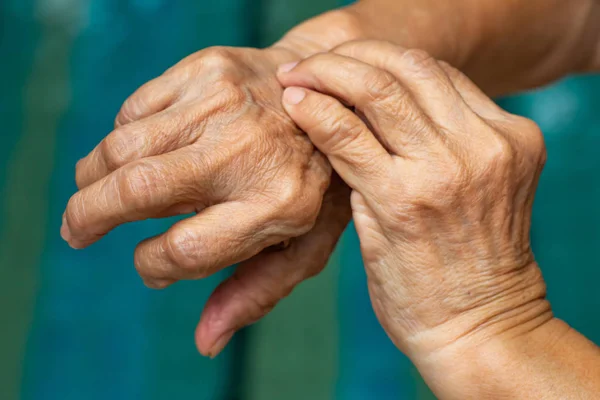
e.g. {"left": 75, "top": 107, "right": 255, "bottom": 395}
{"left": 1, "top": 1, "right": 598, "bottom": 399}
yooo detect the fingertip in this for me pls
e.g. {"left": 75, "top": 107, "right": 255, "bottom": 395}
{"left": 61, "top": 215, "right": 89, "bottom": 249}
{"left": 142, "top": 278, "right": 175, "bottom": 290}
{"left": 194, "top": 315, "right": 210, "bottom": 356}
{"left": 60, "top": 213, "right": 72, "bottom": 243}
{"left": 206, "top": 331, "right": 235, "bottom": 359}
{"left": 195, "top": 284, "right": 235, "bottom": 357}
{"left": 67, "top": 240, "right": 87, "bottom": 250}
{"left": 277, "top": 61, "right": 298, "bottom": 76}
{"left": 195, "top": 312, "right": 234, "bottom": 358}
{"left": 195, "top": 322, "right": 214, "bottom": 357}
{"left": 282, "top": 87, "right": 307, "bottom": 106}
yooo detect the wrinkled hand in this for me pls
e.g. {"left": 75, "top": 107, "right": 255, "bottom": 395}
{"left": 278, "top": 41, "right": 549, "bottom": 366}
{"left": 61, "top": 46, "right": 351, "bottom": 356}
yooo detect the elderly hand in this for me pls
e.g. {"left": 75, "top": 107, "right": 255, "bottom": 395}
{"left": 61, "top": 45, "right": 353, "bottom": 356}
{"left": 278, "top": 40, "right": 549, "bottom": 380}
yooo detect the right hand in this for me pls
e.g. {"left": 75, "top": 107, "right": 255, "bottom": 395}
{"left": 61, "top": 45, "right": 352, "bottom": 356}
{"left": 278, "top": 41, "right": 549, "bottom": 368}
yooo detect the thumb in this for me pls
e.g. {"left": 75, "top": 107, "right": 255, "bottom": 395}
{"left": 282, "top": 87, "right": 391, "bottom": 194}
{"left": 195, "top": 180, "right": 351, "bottom": 357}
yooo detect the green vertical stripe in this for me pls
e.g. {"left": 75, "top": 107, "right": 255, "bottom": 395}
{"left": 0, "top": 3, "right": 83, "bottom": 398}
{"left": 243, "top": 251, "right": 341, "bottom": 400}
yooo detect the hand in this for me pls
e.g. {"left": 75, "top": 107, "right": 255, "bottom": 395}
{"left": 61, "top": 45, "right": 352, "bottom": 356}
{"left": 278, "top": 40, "right": 549, "bottom": 369}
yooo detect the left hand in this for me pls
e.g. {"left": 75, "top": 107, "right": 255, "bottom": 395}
{"left": 277, "top": 40, "right": 549, "bottom": 379}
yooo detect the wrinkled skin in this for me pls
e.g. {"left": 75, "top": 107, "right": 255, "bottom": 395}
{"left": 59, "top": 1, "right": 600, "bottom": 360}
{"left": 61, "top": 46, "right": 352, "bottom": 356}
{"left": 278, "top": 40, "right": 549, "bottom": 365}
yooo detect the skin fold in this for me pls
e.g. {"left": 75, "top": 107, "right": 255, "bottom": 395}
{"left": 278, "top": 40, "right": 600, "bottom": 399}
{"left": 59, "top": 0, "right": 600, "bottom": 356}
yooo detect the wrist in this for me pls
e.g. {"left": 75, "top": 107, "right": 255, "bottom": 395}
{"left": 413, "top": 315, "right": 574, "bottom": 399}
{"left": 417, "top": 318, "right": 579, "bottom": 399}
{"left": 401, "top": 261, "right": 550, "bottom": 356}
{"left": 270, "top": 8, "right": 365, "bottom": 59}
{"left": 270, "top": 3, "right": 473, "bottom": 70}
{"left": 401, "top": 262, "right": 557, "bottom": 397}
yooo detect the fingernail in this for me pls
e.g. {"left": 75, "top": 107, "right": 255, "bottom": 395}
{"left": 277, "top": 61, "right": 298, "bottom": 74}
{"left": 283, "top": 87, "right": 306, "bottom": 105}
{"left": 60, "top": 214, "right": 72, "bottom": 242}
{"left": 207, "top": 331, "right": 234, "bottom": 359}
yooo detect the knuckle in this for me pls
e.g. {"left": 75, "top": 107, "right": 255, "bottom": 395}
{"left": 273, "top": 175, "right": 304, "bottom": 212}
{"left": 438, "top": 60, "right": 466, "bottom": 83}
{"left": 168, "top": 50, "right": 202, "bottom": 72}
{"left": 304, "top": 96, "right": 337, "bottom": 126}
{"left": 311, "top": 153, "right": 333, "bottom": 190}
{"left": 292, "top": 194, "right": 322, "bottom": 231}
{"left": 171, "top": 47, "right": 238, "bottom": 85}
{"left": 116, "top": 94, "right": 147, "bottom": 127}
{"left": 101, "top": 128, "right": 140, "bottom": 171}
{"left": 432, "top": 158, "right": 468, "bottom": 197}
{"left": 399, "top": 48, "right": 438, "bottom": 77}
{"left": 213, "top": 80, "right": 249, "bottom": 109}
{"left": 332, "top": 40, "right": 359, "bottom": 55}
{"left": 515, "top": 117, "right": 547, "bottom": 165}
{"left": 201, "top": 46, "right": 236, "bottom": 71}
{"left": 133, "top": 249, "right": 173, "bottom": 290}
{"left": 317, "top": 108, "right": 365, "bottom": 153}
{"left": 100, "top": 137, "right": 123, "bottom": 172}
{"left": 273, "top": 178, "right": 320, "bottom": 234}
{"left": 74, "top": 158, "right": 89, "bottom": 189}
{"left": 165, "top": 228, "right": 202, "bottom": 274}
{"left": 328, "top": 118, "right": 363, "bottom": 154}
{"left": 402, "top": 158, "right": 467, "bottom": 211}
{"left": 369, "top": 81, "right": 414, "bottom": 122}
{"left": 333, "top": 39, "right": 378, "bottom": 56}
{"left": 363, "top": 69, "right": 399, "bottom": 102}
{"left": 384, "top": 195, "right": 423, "bottom": 227}
{"left": 314, "top": 96, "right": 342, "bottom": 124}
{"left": 480, "top": 134, "right": 515, "bottom": 169}
{"left": 116, "top": 161, "right": 159, "bottom": 209}
{"left": 163, "top": 60, "right": 193, "bottom": 84}
{"left": 470, "top": 132, "right": 518, "bottom": 187}
{"left": 400, "top": 48, "right": 435, "bottom": 67}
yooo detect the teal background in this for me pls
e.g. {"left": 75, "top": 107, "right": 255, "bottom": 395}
{"left": 1, "top": 1, "right": 598, "bottom": 399}
{"left": 499, "top": 79, "right": 600, "bottom": 344}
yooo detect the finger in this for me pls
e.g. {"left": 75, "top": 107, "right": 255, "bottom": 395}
{"left": 133, "top": 198, "right": 309, "bottom": 289}
{"left": 77, "top": 87, "right": 235, "bottom": 189}
{"left": 78, "top": 108, "right": 194, "bottom": 189}
{"left": 334, "top": 41, "right": 504, "bottom": 121}
{"left": 278, "top": 53, "right": 436, "bottom": 157}
{"left": 333, "top": 41, "right": 472, "bottom": 135}
{"left": 195, "top": 178, "right": 352, "bottom": 357}
{"left": 437, "top": 61, "right": 508, "bottom": 120}
{"left": 282, "top": 86, "right": 392, "bottom": 194}
{"left": 63, "top": 146, "right": 218, "bottom": 249}
{"left": 114, "top": 74, "right": 183, "bottom": 128}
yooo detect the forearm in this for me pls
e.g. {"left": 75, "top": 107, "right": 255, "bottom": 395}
{"left": 420, "top": 318, "right": 600, "bottom": 399}
{"left": 274, "top": 0, "right": 600, "bottom": 96}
